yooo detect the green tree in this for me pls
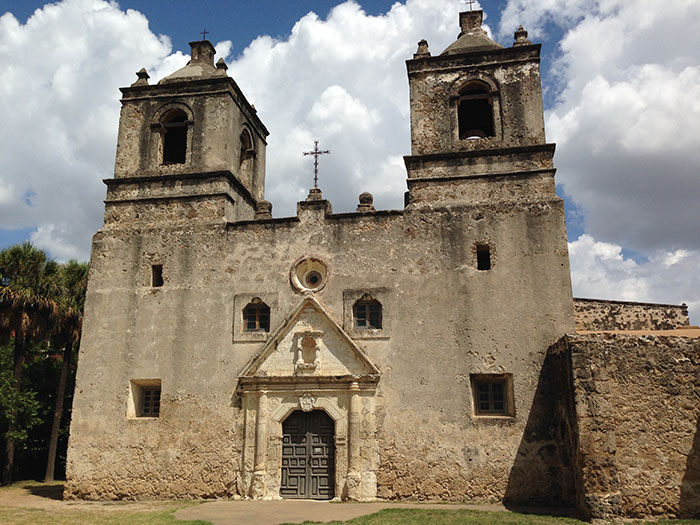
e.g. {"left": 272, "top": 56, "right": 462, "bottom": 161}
{"left": 0, "top": 243, "right": 60, "bottom": 485}
{"left": 44, "top": 260, "right": 89, "bottom": 482}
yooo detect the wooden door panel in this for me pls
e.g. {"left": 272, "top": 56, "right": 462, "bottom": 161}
{"left": 281, "top": 410, "right": 335, "bottom": 499}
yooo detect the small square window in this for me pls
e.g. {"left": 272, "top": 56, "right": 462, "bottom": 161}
{"left": 471, "top": 374, "right": 513, "bottom": 416}
{"left": 354, "top": 299, "right": 382, "bottom": 330}
{"left": 141, "top": 387, "right": 161, "bottom": 417}
{"left": 243, "top": 299, "right": 270, "bottom": 332}
{"left": 129, "top": 379, "right": 162, "bottom": 418}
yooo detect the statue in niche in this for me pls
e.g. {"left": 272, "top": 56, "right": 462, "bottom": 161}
{"left": 295, "top": 330, "right": 322, "bottom": 373}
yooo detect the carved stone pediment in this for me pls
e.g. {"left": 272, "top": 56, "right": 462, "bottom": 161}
{"left": 238, "top": 296, "right": 379, "bottom": 380}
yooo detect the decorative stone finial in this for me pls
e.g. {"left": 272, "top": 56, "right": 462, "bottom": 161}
{"left": 131, "top": 68, "right": 150, "bottom": 87}
{"left": 356, "top": 192, "right": 375, "bottom": 213}
{"left": 458, "top": 10, "right": 483, "bottom": 37}
{"left": 514, "top": 25, "right": 531, "bottom": 46}
{"left": 216, "top": 58, "right": 228, "bottom": 75}
{"left": 255, "top": 200, "right": 273, "bottom": 220}
{"left": 306, "top": 187, "right": 323, "bottom": 201}
{"left": 189, "top": 40, "right": 216, "bottom": 66}
{"left": 414, "top": 39, "right": 431, "bottom": 58}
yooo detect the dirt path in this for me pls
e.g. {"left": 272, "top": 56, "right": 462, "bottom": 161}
{"left": 0, "top": 481, "right": 187, "bottom": 513}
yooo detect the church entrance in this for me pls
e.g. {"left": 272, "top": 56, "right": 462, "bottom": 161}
{"left": 280, "top": 410, "right": 335, "bottom": 499}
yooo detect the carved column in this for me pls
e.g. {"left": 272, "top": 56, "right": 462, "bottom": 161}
{"left": 251, "top": 390, "right": 268, "bottom": 498}
{"left": 347, "top": 381, "right": 362, "bottom": 500}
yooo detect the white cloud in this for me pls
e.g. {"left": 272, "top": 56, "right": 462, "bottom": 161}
{"left": 501, "top": 0, "right": 700, "bottom": 253}
{"left": 0, "top": 0, "right": 181, "bottom": 260}
{"left": 569, "top": 235, "right": 700, "bottom": 324}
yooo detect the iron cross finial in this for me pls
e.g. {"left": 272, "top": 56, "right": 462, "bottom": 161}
{"left": 201, "top": 29, "right": 209, "bottom": 40}
{"left": 302, "top": 140, "right": 331, "bottom": 189}
{"left": 465, "top": 0, "right": 477, "bottom": 11}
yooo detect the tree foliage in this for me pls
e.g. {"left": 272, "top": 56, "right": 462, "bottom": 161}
{"left": 0, "top": 243, "right": 89, "bottom": 483}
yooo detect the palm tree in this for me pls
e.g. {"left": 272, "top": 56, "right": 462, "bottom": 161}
{"left": 44, "top": 260, "right": 89, "bottom": 482}
{"left": 0, "top": 243, "right": 59, "bottom": 485}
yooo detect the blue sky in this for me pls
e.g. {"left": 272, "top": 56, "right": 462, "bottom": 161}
{"left": 1, "top": 0, "right": 699, "bottom": 319}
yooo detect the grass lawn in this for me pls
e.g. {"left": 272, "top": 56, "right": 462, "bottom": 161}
{"left": 0, "top": 505, "right": 210, "bottom": 525}
{"left": 286, "top": 507, "right": 584, "bottom": 524}
{"left": 287, "top": 507, "right": 700, "bottom": 525}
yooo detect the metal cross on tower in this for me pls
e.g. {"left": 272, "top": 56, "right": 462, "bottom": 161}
{"left": 465, "top": 0, "right": 477, "bottom": 11}
{"left": 201, "top": 29, "right": 209, "bottom": 40}
{"left": 302, "top": 140, "right": 331, "bottom": 188}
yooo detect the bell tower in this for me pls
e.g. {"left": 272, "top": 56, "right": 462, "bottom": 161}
{"left": 106, "top": 40, "right": 269, "bottom": 225}
{"left": 404, "top": 10, "right": 553, "bottom": 206}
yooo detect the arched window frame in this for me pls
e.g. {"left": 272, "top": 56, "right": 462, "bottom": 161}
{"left": 243, "top": 297, "right": 271, "bottom": 333}
{"left": 353, "top": 295, "right": 383, "bottom": 330}
{"left": 450, "top": 75, "right": 502, "bottom": 144}
{"left": 239, "top": 126, "right": 256, "bottom": 186}
{"left": 150, "top": 103, "right": 194, "bottom": 169}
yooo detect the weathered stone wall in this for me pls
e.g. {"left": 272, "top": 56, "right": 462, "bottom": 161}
{"left": 67, "top": 194, "right": 575, "bottom": 501}
{"left": 558, "top": 334, "right": 700, "bottom": 519}
{"left": 573, "top": 298, "right": 690, "bottom": 331}
{"left": 67, "top": 13, "right": 578, "bottom": 505}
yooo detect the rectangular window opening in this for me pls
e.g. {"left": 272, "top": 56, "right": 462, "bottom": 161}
{"left": 129, "top": 379, "right": 162, "bottom": 418}
{"left": 476, "top": 244, "right": 491, "bottom": 271}
{"left": 471, "top": 374, "right": 513, "bottom": 416}
{"left": 151, "top": 264, "right": 163, "bottom": 287}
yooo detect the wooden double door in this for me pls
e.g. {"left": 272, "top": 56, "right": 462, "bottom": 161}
{"left": 281, "top": 410, "right": 335, "bottom": 499}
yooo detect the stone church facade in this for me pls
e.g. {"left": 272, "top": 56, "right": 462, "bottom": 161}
{"left": 65, "top": 11, "right": 699, "bottom": 519}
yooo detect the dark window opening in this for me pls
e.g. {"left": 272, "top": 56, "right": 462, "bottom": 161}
{"left": 141, "top": 387, "right": 161, "bottom": 417}
{"left": 458, "top": 82, "right": 495, "bottom": 139}
{"left": 243, "top": 299, "right": 270, "bottom": 332}
{"left": 354, "top": 298, "right": 382, "bottom": 330}
{"left": 471, "top": 375, "right": 512, "bottom": 416}
{"left": 240, "top": 129, "right": 255, "bottom": 163}
{"left": 476, "top": 244, "right": 491, "bottom": 271}
{"left": 305, "top": 270, "right": 322, "bottom": 288}
{"left": 151, "top": 264, "right": 163, "bottom": 287}
{"left": 162, "top": 111, "right": 188, "bottom": 164}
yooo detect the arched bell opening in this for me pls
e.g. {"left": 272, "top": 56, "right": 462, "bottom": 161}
{"left": 457, "top": 80, "right": 496, "bottom": 140}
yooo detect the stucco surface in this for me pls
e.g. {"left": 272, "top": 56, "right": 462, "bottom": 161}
{"left": 69, "top": 11, "right": 576, "bottom": 508}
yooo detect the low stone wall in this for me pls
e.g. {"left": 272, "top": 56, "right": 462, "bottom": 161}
{"left": 553, "top": 333, "right": 700, "bottom": 519}
{"left": 573, "top": 298, "right": 689, "bottom": 331}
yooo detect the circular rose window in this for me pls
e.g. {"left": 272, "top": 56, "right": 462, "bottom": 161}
{"left": 291, "top": 257, "right": 328, "bottom": 293}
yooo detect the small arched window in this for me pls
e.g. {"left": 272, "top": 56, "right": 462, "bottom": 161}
{"left": 243, "top": 298, "right": 270, "bottom": 332}
{"left": 239, "top": 128, "right": 256, "bottom": 184}
{"left": 240, "top": 129, "right": 255, "bottom": 162}
{"left": 161, "top": 109, "right": 188, "bottom": 164}
{"left": 353, "top": 297, "right": 382, "bottom": 330}
{"left": 458, "top": 81, "right": 495, "bottom": 140}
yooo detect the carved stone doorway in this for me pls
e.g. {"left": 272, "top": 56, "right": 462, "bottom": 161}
{"left": 280, "top": 410, "right": 335, "bottom": 499}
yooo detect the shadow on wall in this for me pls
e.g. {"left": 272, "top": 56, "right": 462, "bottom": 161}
{"left": 680, "top": 409, "right": 700, "bottom": 517}
{"left": 503, "top": 346, "right": 576, "bottom": 508}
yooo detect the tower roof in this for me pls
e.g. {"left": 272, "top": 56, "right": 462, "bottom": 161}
{"left": 159, "top": 40, "right": 221, "bottom": 84}
{"left": 441, "top": 10, "right": 502, "bottom": 56}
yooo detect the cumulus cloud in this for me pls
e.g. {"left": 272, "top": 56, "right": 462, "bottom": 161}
{"left": 501, "top": 0, "right": 700, "bottom": 253}
{"left": 0, "top": 0, "right": 181, "bottom": 260}
{"left": 569, "top": 235, "right": 700, "bottom": 324}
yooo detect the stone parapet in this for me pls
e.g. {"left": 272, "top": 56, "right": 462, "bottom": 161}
{"left": 573, "top": 298, "right": 690, "bottom": 331}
